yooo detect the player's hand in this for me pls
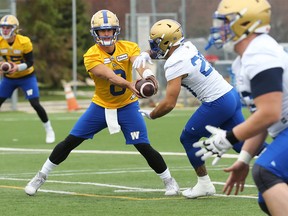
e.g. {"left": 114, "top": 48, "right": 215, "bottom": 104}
{"left": 9, "top": 62, "right": 18, "bottom": 73}
{"left": 139, "top": 109, "right": 152, "bottom": 119}
{"left": 133, "top": 52, "right": 153, "bottom": 68}
{"left": 127, "top": 81, "right": 142, "bottom": 99}
{"left": 223, "top": 161, "right": 250, "bottom": 195}
{"left": 193, "top": 125, "right": 233, "bottom": 165}
{"left": 145, "top": 75, "right": 158, "bottom": 95}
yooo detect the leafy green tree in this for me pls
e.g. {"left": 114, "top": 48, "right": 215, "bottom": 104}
{"left": 17, "top": 0, "right": 92, "bottom": 88}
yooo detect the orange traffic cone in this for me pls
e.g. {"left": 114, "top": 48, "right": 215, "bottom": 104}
{"left": 62, "top": 81, "right": 80, "bottom": 111}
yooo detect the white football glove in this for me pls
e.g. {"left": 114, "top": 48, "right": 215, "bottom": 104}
{"left": 133, "top": 52, "right": 153, "bottom": 68}
{"left": 193, "top": 125, "right": 233, "bottom": 165}
{"left": 138, "top": 109, "right": 152, "bottom": 119}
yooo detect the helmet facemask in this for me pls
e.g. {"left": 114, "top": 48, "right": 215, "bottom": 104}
{"left": 90, "top": 27, "right": 120, "bottom": 46}
{"left": 206, "top": 0, "right": 271, "bottom": 50}
{"left": 0, "top": 25, "right": 17, "bottom": 39}
{"left": 206, "top": 14, "right": 233, "bottom": 50}
{"left": 149, "top": 36, "right": 172, "bottom": 59}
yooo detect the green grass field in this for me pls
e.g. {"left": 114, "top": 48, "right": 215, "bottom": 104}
{"left": 0, "top": 108, "right": 264, "bottom": 216}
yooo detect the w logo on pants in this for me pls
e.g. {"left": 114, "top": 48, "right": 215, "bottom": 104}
{"left": 130, "top": 131, "right": 140, "bottom": 140}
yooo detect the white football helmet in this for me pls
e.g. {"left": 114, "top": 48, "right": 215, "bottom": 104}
{"left": 206, "top": 0, "right": 271, "bottom": 50}
{"left": 149, "top": 19, "right": 184, "bottom": 59}
{"left": 90, "top": 10, "right": 120, "bottom": 46}
{"left": 0, "top": 15, "right": 19, "bottom": 40}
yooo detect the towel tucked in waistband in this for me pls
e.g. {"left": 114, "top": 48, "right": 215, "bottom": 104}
{"left": 105, "top": 108, "right": 121, "bottom": 134}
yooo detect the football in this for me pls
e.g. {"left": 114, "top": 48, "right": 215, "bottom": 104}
{"left": 1, "top": 62, "right": 13, "bottom": 73}
{"left": 135, "top": 78, "right": 156, "bottom": 98}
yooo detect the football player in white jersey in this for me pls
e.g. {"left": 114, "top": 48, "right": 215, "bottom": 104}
{"left": 133, "top": 19, "right": 245, "bottom": 198}
{"left": 194, "top": 0, "right": 288, "bottom": 214}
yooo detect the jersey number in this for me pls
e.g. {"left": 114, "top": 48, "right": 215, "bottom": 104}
{"left": 190, "top": 51, "right": 213, "bottom": 76}
{"left": 110, "top": 69, "right": 126, "bottom": 96}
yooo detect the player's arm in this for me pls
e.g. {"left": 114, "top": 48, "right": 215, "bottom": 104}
{"left": 232, "top": 68, "right": 283, "bottom": 141}
{"left": 223, "top": 131, "right": 267, "bottom": 195}
{"left": 193, "top": 68, "right": 283, "bottom": 164}
{"left": 239, "top": 130, "right": 268, "bottom": 159}
{"left": 89, "top": 63, "right": 138, "bottom": 94}
{"left": 149, "top": 76, "right": 182, "bottom": 119}
{"left": 10, "top": 51, "right": 34, "bottom": 73}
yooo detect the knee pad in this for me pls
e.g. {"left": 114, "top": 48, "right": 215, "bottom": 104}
{"left": 252, "top": 164, "right": 284, "bottom": 194}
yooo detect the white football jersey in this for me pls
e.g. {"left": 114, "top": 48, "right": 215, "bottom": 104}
{"left": 232, "top": 34, "right": 288, "bottom": 137}
{"left": 164, "top": 41, "right": 232, "bottom": 102}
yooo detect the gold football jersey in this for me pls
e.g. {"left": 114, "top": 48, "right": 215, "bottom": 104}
{"left": 84, "top": 40, "right": 140, "bottom": 109}
{"left": 0, "top": 34, "right": 34, "bottom": 78}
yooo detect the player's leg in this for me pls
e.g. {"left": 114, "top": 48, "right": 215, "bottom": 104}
{"left": 180, "top": 109, "right": 215, "bottom": 198}
{"left": 252, "top": 128, "right": 288, "bottom": 215}
{"left": 257, "top": 194, "right": 271, "bottom": 216}
{"left": 0, "top": 77, "right": 17, "bottom": 107}
{"left": 253, "top": 164, "right": 288, "bottom": 215}
{"left": 24, "top": 134, "right": 85, "bottom": 196}
{"left": 134, "top": 143, "right": 179, "bottom": 195}
{"left": 25, "top": 103, "right": 106, "bottom": 196}
{"left": 119, "top": 101, "right": 179, "bottom": 196}
{"left": 20, "top": 75, "right": 55, "bottom": 143}
{"left": 180, "top": 89, "right": 242, "bottom": 198}
{"left": 0, "top": 97, "right": 7, "bottom": 107}
{"left": 263, "top": 183, "right": 288, "bottom": 216}
{"left": 28, "top": 97, "right": 55, "bottom": 143}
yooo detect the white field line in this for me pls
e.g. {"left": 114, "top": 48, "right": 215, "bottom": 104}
{"left": 0, "top": 147, "right": 257, "bottom": 199}
{"left": 0, "top": 147, "right": 239, "bottom": 159}
{"left": 0, "top": 177, "right": 257, "bottom": 199}
{"left": 0, "top": 111, "right": 194, "bottom": 122}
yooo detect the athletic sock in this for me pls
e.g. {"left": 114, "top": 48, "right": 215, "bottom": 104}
{"left": 157, "top": 168, "right": 172, "bottom": 180}
{"left": 40, "top": 158, "right": 57, "bottom": 176}
{"left": 197, "top": 175, "right": 212, "bottom": 184}
{"left": 43, "top": 120, "right": 53, "bottom": 131}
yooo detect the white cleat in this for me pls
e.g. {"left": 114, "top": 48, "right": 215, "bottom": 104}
{"left": 25, "top": 172, "right": 47, "bottom": 196}
{"left": 182, "top": 182, "right": 216, "bottom": 199}
{"left": 164, "top": 177, "right": 180, "bottom": 196}
{"left": 46, "top": 129, "right": 55, "bottom": 144}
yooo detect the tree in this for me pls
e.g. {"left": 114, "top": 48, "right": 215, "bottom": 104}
{"left": 18, "top": 0, "right": 92, "bottom": 88}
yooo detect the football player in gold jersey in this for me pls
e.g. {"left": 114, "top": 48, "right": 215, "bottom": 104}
{"left": 25, "top": 10, "right": 179, "bottom": 196}
{"left": 0, "top": 15, "right": 55, "bottom": 144}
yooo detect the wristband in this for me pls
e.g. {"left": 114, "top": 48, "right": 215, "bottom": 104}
{"left": 143, "top": 69, "right": 154, "bottom": 78}
{"left": 17, "top": 63, "right": 28, "bottom": 71}
{"left": 237, "top": 150, "right": 252, "bottom": 164}
{"left": 226, "top": 130, "right": 239, "bottom": 145}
